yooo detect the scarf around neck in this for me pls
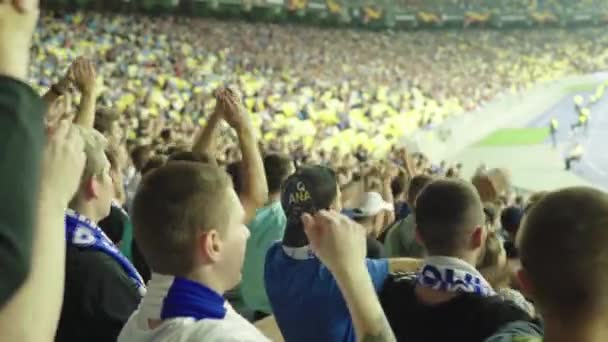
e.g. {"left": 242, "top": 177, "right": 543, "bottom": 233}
{"left": 161, "top": 277, "right": 227, "bottom": 321}
{"left": 417, "top": 256, "right": 495, "bottom": 297}
{"left": 65, "top": 209, "right": 146, "bottom": 296}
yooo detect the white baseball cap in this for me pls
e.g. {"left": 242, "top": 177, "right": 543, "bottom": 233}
{"left": 349, "top": 192, "right": 394, "bottom": 218}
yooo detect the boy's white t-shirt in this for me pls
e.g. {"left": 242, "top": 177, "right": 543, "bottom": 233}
{"left": 118, "top": 274, "right": 270, "bottom": 342}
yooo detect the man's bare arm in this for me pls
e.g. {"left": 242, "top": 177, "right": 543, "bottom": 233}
{"left": 71, "top": 57, "right": 98, "bottom": 128}
{"left": 191, "top": 98, "right": 223, "bottom": 159}
{"left": 223, "top": 90, "right": 268, "bottom": 222}
{"left": 0, "top": 122, "right": 85, "bottom": 342}
{"left": 334, "top": 267, "right": 397, "bottom": 342}
{"left": 302, "top": 212, "right": 396, "bottom": 342}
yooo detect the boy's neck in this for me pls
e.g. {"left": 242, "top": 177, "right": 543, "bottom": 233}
{"left": 70, "top": 201, "right": 102, "bottom": 224}
{"left": 544, "top": 312, "right": 608, "bottom": 342}
{"left": 282, "top": 225, "right": 309, "bottom": 248}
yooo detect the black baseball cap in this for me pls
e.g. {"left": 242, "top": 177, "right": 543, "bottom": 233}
{"left": 281, "top": 165, "right": 338, "bottom": 230}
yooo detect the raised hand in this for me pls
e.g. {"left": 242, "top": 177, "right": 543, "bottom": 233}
{"left": 69, "top": 57, "right": 97, "bottom": 94}
{"left": 301, "top": 210, "right": 367, "bottom": 275}
{"left": 218, "top": 86, "right": 251, "bottom": 131}
{"left": 0, "top": 0, "right": 40, "bottom": 81}
{"left": 40, "top": 120, "right": 86, "bottom": 206}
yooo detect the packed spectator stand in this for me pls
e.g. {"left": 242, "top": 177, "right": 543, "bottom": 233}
{"left": 3, "top": 1, "right": 608, "bottom": 342}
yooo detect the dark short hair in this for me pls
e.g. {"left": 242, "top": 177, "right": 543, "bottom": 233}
{"left": 415, "top": 179, "right": 484, "bottom": 255}
{"left": 407, "top": 175, "right": 434, "bottom": 207}
{"left": 500, "top": 206, "right": 524, "bottom": 236}
{"left": 160, "top": 128, "right": 172, "bottom": 142}
{"left": 169, "top": 150, "right": 216, "bottom": 166}
{"left": 519, "top": 187, "right": 608, "bottom": 317}
{"left": 264, "top": 153, "right": 294, "bottom": 194}
{"left": 226, "top": 161, "right": 243, "bottom": 195}
{"left": 130, "top": 144, "right": 153, "bottom": 171}
{"left": 132, "top": 162, "right": 233, "bottom": 276}
{"left": 391, "top": 169, "right": 409, "bottom": 198}
{"left": 141, "top": 155, "right": 167, "bottom": 176}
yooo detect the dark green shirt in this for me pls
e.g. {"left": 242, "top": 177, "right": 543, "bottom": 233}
{"left": 0, "top": 76, "right": 45, "bottom": 308}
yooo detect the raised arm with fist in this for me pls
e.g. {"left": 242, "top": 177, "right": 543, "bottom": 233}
{"left": 0, "top": 0, "right": 39, "bottom": 82}
{"left": 301, "top": 211, "right": 396, "bottom": 342}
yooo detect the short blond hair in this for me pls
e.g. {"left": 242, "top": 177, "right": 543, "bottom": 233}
{"left": 74, "top": 125, "right": 109, "bottom": 179}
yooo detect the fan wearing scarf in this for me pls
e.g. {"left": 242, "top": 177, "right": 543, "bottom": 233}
{"left": 378, "top": 179, "right": 535, "bottom": 342}
{"left": 118, "top": 161, "right": 270, "bottom": 341}
{"left": 56, "top": 125, "right": 143, "bottom": 342}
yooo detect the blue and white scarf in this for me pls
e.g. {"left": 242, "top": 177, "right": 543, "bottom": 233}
{"left": 417, "top": 256, "right": 495, "bottom": 297}
{"left": 65, "top": 209, "right": 146, "bottom": 296}
{"left": 161, "top": 277, "right": 227, "bottom": 321}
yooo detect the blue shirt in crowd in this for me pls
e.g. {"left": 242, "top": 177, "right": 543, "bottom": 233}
{"left": 264, "top": 242, "right": 389, "bottom": 342}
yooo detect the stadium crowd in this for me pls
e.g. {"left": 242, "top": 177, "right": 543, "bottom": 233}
{"left": 3, "top": 2, "right": 608, "bottom": 342}
{"left": 34, "top": 12, "right": 608, "bottom": 159}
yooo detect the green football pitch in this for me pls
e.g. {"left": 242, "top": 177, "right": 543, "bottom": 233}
{"left": 476, "top": 128, "right": 550, "bottom": 146}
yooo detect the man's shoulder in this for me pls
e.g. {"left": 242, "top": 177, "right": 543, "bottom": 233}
{"left": 485, "top": 321, "right": 543, "bottom": 342}
{"left": 265, "top": 241, "right": 283, "bottom": 256}
{"left": 65, "top": 246, "right": 138, "bottom": 294}
{"left": 479, "top": 295, "right": 534, "bottom": 323}
{"left": 250, "top": 204, "right": 286, "bottom": 228}
{"left": 189, "top": 310, "right": 270, "bottom": 342}
{"left": 66, "top": 245, "right": 123, "bottom": 273}
{"left": 379, "top": 272, "right": 417, "bottom": 301}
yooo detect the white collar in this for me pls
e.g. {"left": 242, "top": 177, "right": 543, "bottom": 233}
{"left": 136, "top": 273, "right": 174, "bottom": 324}
{"left": 282, "top": 245, "right": 316, "bottom": 260}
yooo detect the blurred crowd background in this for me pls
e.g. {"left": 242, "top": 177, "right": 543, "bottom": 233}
{"left": 34, "top": 9, "right": 608, "bottom": 165}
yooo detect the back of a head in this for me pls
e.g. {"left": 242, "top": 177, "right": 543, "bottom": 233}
{"left": 281, "top": 165, "right": 338, "bottom": 247}
{"left": 415, "top": 179, "right": 484, "bottom": 255}
{"left": 519, "top": 187, "right": 608, "bottom": 317}
{"left": 264, "top": 153, "right": 294, "bottom": 195}
{"left": 141, "top": 155, "right": 168, "bottom": 176}
{"left": 226, "top": 161, "right": 243, "bottom": 195}
{"left": 93, "top": 107, "right": 120, "bottom": 135}
{"left": 407, "top": 175, "right": 434, "bottom": 209}
{"left": 132, "top": 162, "right": 233, "bottom": 276}
{"left": 500, "top": 206, "right": 524, "bottom": 237}
{"left": 391, "top": 169, "right": 409, "bottom": 199}
{"left": 168, "top": 150, "right": 216, "bottom": 166}
{"left": 130, "top": 144, "right": 153, "bottom": 171}
{"left": 76, "top": 125, "right": 109, "bottom": 180}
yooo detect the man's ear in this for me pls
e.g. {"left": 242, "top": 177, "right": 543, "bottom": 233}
{"left": 198, "top": 230, "right": 222, "bottom": 264}
{"left": 517, "top": 268, "right": 535, "bottom": 300}
{"left": 83, "top": 176, "right": 98, "bottom": 200}
{"left": 471, "top": 225, "right": 485, "bottom": 250}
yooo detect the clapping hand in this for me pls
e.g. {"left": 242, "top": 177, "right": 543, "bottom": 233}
{"left": 215, "top": 86, "right": 251, "bottom": 131}
{"left": 69, "top": 57, "right": 97, "bottom": 94}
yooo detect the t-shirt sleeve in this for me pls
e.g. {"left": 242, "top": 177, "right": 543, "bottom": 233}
{"left": 366, "top": 258, "right": 389, "bottom": 292}
{"left": 484, "top": 321, "right": 543, "bottom": 342}
{"left": 86, "top": 254, "right": 141, "bottom": 341}
{"left": 0, "top": 76, "right": 45, "bottom": 307}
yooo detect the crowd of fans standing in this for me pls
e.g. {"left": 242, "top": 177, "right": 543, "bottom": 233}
{"left": 34, "top": 12, "right": 608, "bottom": 159}
{"left": 3, "top": 2, "right": 608, "bottom": 342}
